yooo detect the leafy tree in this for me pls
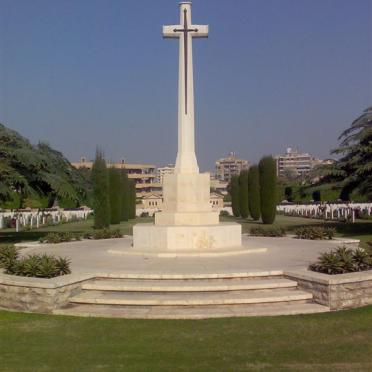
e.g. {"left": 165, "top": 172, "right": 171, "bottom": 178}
{"left": 108, "top": 168, "right": 122, "bottom": 224}
{"left": 284, "top": 186, "right": 293, "bottom": 202}
{"left": 230, "top": 175, "right": 240, "bottom": 217}
{"left": 330, "top": 107, "right": 372, "bottom": 200}
{"left": 239, "top": 170, "right": 249, "bottom": 218}
{"left": 120, "top": 171, "right": 130, "bottom": 221}
{"left": 91, "top": 150, "right": 110, "bottom": 229}
{"left": 0, "top": 123, "right": 86, "bottom": 206}
{"left": 312, "top": 190, "right": 321, "bottom": 202}
{"left": 129, "top": 180, "right": 136, "bottom": 219}
{"left": 248, "top": 165, "right": 261, "bottom": 221}
{"left": 259, "top": 156, "right": 277, "bottom": 224}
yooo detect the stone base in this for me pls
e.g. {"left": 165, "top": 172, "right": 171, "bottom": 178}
{"left": 155, "top": 211, "right": 219, "bottom": 226}
{"left": 133, "top": 222, "right": 242, "bottom": 251}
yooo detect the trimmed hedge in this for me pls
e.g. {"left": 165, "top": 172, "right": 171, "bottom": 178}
{"left": 259, "top": 156, "right": 277, "bottom": 224}
{"left": 294, "top": 226, "right": 335, "bottom": 240}
{"left": 92, "top": 149, "right": 110, "bottom": 229}
{"left": 249, "top": 226, "right": 286, "bottom": 237}
{"left": 239, "top": 170, "right": 249, "bottom": 219}
{"left": 230, "top": 175, "right": 240, "bottom": 217}
{"left": 248, "top": 165, "right": 261, "bottom": 221}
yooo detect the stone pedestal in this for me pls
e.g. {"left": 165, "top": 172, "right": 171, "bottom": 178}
{"left": 133, "top": 222, "right": 241, "bottom": 251}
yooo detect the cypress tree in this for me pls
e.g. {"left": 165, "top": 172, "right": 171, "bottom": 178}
{"left": 120, "top": 171, "right": 130, "bottom": 221}
{"left": 91, "top": 149, "right": 110, "bottom": 229}
{"left": 129, "top": 180, "right": 136, "bottom": 219}
{"left": 239, "top": 170, "right": 249, "bottom": 218}
{"left": 108, "top": 167, "right": 122, "bottom": 224}
{"left": 259, "top": 156, "right": 277, "bottom": 224}
{"left": 248, "top": 165, "right": 261, "bottom": 221}
{"left": 284, "top": 186, "right": 293, "bottom": 202}
{"left": 230, "top": 175, "right": 240, "bottom": 217}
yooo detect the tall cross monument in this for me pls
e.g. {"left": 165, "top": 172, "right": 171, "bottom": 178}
{"left": 133, "top": 1, "right": 241, "bottom": 251}
{"left": 163, "top": 1, "right": 208, "bottom": 174}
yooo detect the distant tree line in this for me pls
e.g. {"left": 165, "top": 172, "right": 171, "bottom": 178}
{"left": 92, "top": 150, "right": 136, "bottom": 229}
{"left": 230, "top": 155, "right": 277, "bottom": 224}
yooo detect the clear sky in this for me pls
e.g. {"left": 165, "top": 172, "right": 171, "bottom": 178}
{"left": 0, "top": 0, "right": 371, "bottom": 170}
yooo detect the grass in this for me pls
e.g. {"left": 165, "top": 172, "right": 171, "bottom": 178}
{"left": 0, "top": 306, "right": 371, "bottom": 371}
{"left": 1, "top": 214, "right": 371, "bottom": 247}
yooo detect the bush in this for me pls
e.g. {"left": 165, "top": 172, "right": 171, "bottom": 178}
{"left": 3, "top": 252, "right": 71, "bottom": 278}
{"left": 39, "top": 232, "right": 81, "bottom": 244}
{"left": 294, "top": 226, "right": 335, "bottom": 240}
{"left": 219, "top": 210, "right": 230, "bottom": 217}
{"left": 248, "top": 165, "right": 261, "bottom": 221}
{"left": 309, "top": 246, "right": 372, "bottom": 275}
{"left": 250, "top": 226, "right": 286, "bottom": 237}
{"left": 0, "top": 245, "right": 19, "bottom": 271}
{"left": 239, "top": 170, "right": 249, "bottom": 218}
{"left": 92, "top": 149, "right": 110, "bottom": 229}
{"left": 230, "top": 175, "right": 240, "bottom": 217}
{"left": 140, "top": 212, "right": 149, "bottom": 218}
{"left": 83, "top": 228, "right": 122, "bottom": 240}
{"left": 259, "top": 156, "right": 277, "bottom": 224}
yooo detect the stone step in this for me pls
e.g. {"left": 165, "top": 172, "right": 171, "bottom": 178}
{"left": 54, "top": 302, "right": 329, "bottom": 319}
{"left": 82, "top": 278, "right": 297, "bottom": 292}
{"left": 70, "top": 289, "right": 312, "bottom": 306}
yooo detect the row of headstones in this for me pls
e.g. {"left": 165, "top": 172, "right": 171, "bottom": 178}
{"left": 0, "top": 209, "right": 92, "bottom": 231}
{"left": 277, "top": 203, "right": 372, "bottom": 222}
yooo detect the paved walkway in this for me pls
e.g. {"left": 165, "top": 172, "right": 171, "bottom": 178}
{"left": 18, "top": 235, "right": 351, "bottom": 276}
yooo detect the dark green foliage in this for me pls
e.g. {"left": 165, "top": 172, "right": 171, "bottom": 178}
{"left": 3, "top": 251, "right": 71, "bottom": 278}
{"left": 0, "top": 245, "right": 19, "bottom": 271}
{"left": 129, "top": 180, "right": 136, "bottom": 219}
{"left": 259, "top": 156, "right": 277, "bottom": 224}
{"left": 39, "top": 232, "right": 81, "bottom": 244}
{"left": 284, "top": 186, "right": 293, "bottom": 202}
{"left": 219, "top": 210, "right": 230, "bottom": 217}
{"left": 239, "top": 170, "right": 249, "bottom": 218}
{"left": 91, "top": 150, "right": 110, "bottom": 229}
{"left": 0, "top": 123, "right": 87, "bottom": 205}
{"left": 120, "top": 171, "right": 130, "bottom": 222}
{"left": 295, "top": 226, "right": 335, "bottom": 240}
{"left": 249, "top": 226, "right": 286, "bottom": 237}
{"left": 108, "top": 168, "right": 122, "bottom": 224}
{"left": 248, "top": 165, "right": 261, "bottom": 221}
{"left": 312, "top": 190, "right": 321, "bottom": 202}
{"left": 83, "top": 228, "right": 122, "bottom": 240}
{"left": 230, "top": 175, "right": 240, "bottom": 217}
{"left": 309, "top": 246, "right": 372, "bottom": 275}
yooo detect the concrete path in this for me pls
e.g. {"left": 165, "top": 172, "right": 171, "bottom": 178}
{"left": 16, "top": 235, "right": 350, "bottom": 276}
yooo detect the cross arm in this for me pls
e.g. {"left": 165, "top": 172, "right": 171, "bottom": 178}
{"left": 191, "top": 25, "right": 209, "bottom": 38}
{"left": 163, "top": 25, "right": 180, "bottom": 38}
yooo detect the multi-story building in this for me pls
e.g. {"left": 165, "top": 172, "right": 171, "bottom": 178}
{"left": 71, "top": 157, "right": 162, "bottom": 196}
{"left": 215, "top": 152, "right": 249, "bottom": 182}
{"left": 156, "top": 164, "right": 175, "bottom": 184}
{"left": 275, "top": 148, "right": 325, "bottom": 177}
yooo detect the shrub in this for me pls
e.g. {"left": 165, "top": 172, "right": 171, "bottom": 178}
{"left": 140, "top": 212, "right": 149, "bottom": 218}
{"left": 259, "top": 156, "right": 277, "bottom": 224}
{"left": 83, "top": 228, "right": 122, "bottom": 240}
{"left": 219, "top": 210, "right": 230, "bottom": 217}
{"left": 294, "top": 226, "right": 335, "bottom": 240}
{"left": 3, "top": 252, "right": 71, "bottom": 278}
{"left": 0, "top": 245, "right": 19, "bottom": 271}
{"left": 239, "top": 170, "right": 249, "bottom": 218}
{"left": 108, "top": 167, "right": 122, "bottom": 224}
{"left": 248, "top": 165, "right": 261, "bottom": 221}
{"left": 230, "top": 175, "right": 240, "bottom": 217}
{"left": 309, "top": 246, "right": 372, "bottom": 275}
{"left": 92, "top": 149, "right": 110, "bottom": 229}
{"left": 250, "top": 226, "right": 286, "bottom": 237}
{"left": 39, "top": 232, "right": 81, "bottom": 244}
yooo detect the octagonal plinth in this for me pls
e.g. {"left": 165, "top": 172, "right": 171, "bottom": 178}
{"left": 133, "top": 222, "right": 242, "bottom": 251}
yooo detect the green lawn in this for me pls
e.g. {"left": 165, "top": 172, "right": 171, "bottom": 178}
{"left": 0, "top": 306, "right": 372, "bottom": 371}
{"left": 1, "top": 214, "right": 371, "bottom": 247}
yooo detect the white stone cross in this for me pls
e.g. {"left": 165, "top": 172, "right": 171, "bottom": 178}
{"left": 163, "top": 1, "right": 208, "bottom": 174}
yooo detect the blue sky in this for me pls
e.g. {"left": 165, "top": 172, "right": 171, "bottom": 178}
{"left": 0, "top": 0, "right": 371, "bottom": 171}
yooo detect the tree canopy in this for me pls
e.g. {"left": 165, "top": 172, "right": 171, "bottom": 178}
{"left": 0, "top": 123, "right": 87, "bottom": 205}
